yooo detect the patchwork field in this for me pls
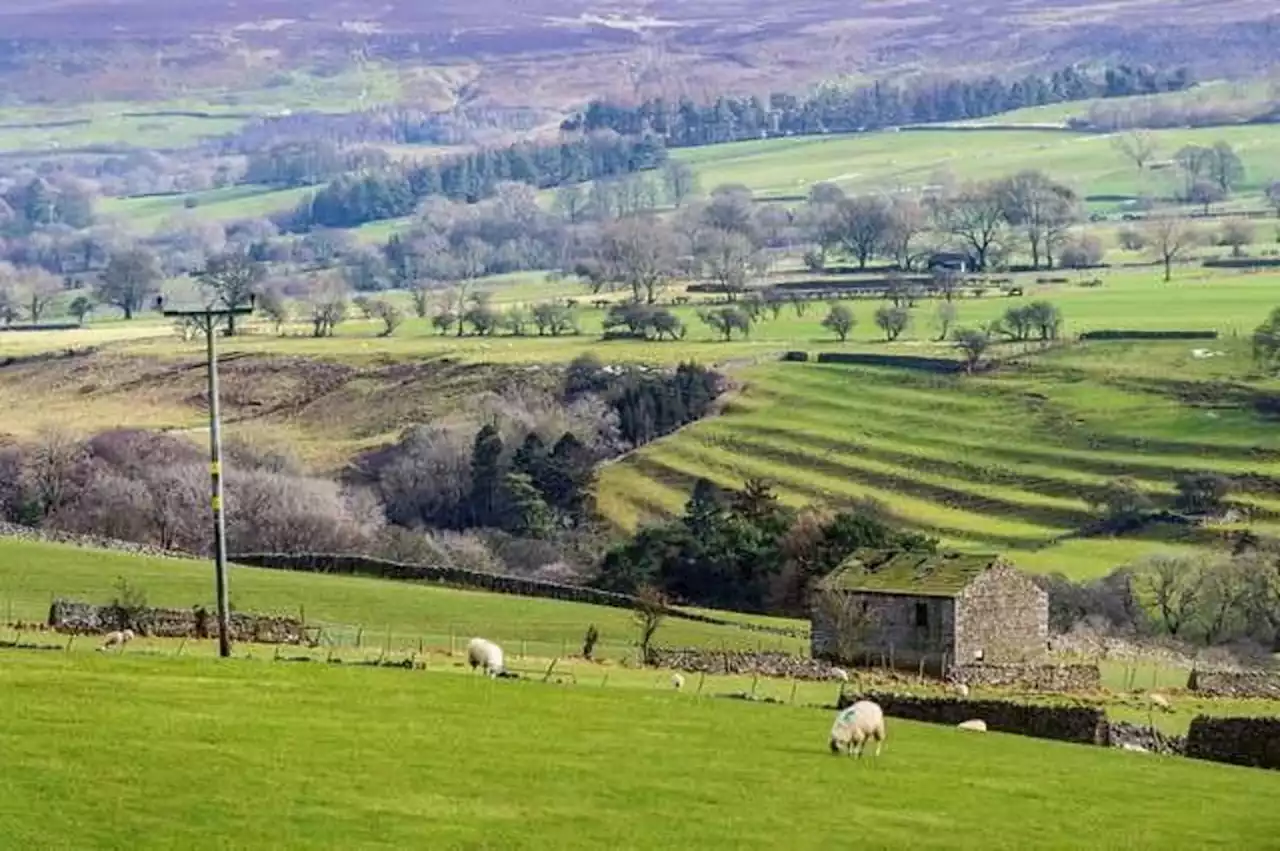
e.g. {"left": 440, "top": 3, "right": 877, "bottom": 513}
{"left": 597, "top": 339, "right": 1280, "bottom": 579}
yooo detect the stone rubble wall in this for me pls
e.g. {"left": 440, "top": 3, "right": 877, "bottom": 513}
{"left": 947, "top": 663, "right": 1101, "bottom": 692}
{"left": 1105, "top": 721, "right": 1186, "bottom": 755}
{"left": 645, "top": 647, "right": 843, "bottom": 680}
{"left": 1187, "top": 670, "right": 1280, "bottom": 699}
{"left": 48, "top": 600, "right": 312, "bottom": 645}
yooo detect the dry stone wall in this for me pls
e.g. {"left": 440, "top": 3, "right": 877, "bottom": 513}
{"left": 1186, "top": 716, "right": 1280, "bottom": 771}
{"left": 646, "top": 648, "right": 840, "bottom": 679}
{"left": 841, "top": 691, "right": 1107, "bottom": 745}
{"left": 1188, "top": 670, "right": 1280, "bottom": 699}
{"left": 947, "top": 663, "right": 1101, "bottom": 692}
{"left": 48, "top": 600, "right": 312, "bottom": 645}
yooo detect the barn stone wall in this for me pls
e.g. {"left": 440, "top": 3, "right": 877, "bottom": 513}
{"left": 811, "top": 594, "right": 955, "bottom": 672}
{"left": 954, "top": 563, "right": 1048, "bottom": 664}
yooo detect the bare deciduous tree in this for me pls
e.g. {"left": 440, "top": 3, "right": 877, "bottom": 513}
{"left": 928, "top": 182, "right": 1008, "bottom": 271}
{"left": 633, "top": 584, "right": 669, "bottom": 663}
{"left": 1112, "top": 130, "right": 1158, "bottom": 172}
{"left": 813, "top": 590, "right": 879, "bottom": 665}
{"left": 1144, "top": 215, "right": 1200, "bottom": 281}
{"left": 97, "top": 247, "right": 162, "bottom": 320}
{"left": 196, "top": 250, "right": 265, "bottom": 335}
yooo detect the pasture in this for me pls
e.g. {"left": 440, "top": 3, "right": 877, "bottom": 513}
{"left": 0, "top": 648, "right": 1278, "bottom": 850}
{"left": 674, "top": 123, "right": 1280, "bottom": 200}
{"left": 0, "top": 538, "right": 807, "bottom": 660}
{"left": 597, "top": 339, "right": 1280, "bottom": 579}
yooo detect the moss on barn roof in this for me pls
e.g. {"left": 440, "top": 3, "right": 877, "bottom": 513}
{"left": 817, "top": 549, "right": 1005, "bottom": 597}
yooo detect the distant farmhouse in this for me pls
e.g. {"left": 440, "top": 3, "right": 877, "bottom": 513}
{"left": 810, "top": 549, "right": 1048, "bottom": 672}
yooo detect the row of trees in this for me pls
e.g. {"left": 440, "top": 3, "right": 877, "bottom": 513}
{"left": 597, "top": 478, "right": 936, "bottom": 614}
{"left": 285, "top": 132, "right": 667, "bottom": 231}
{"left": 563, "top": 64, "right": 1192, "bottom": 147}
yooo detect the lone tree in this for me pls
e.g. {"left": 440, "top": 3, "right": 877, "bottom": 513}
{"left": 196, "top": 250, "right": 266, "bottom": 336}
{"left": 1219, "top": 219, "right": 1255, "bottom": 258}
{"left": 812, "top": 590, "right": 878, "bottom": 665}
{"left": 698, "top": 306, "right": 752, "bottom": 341}
{"left": 1133, "top": 554, "right": 1207, "bottom": 638}
{"left": 1089, "top": 476, "right": 1153, "bottom": 529}
{"left": 1144, "top": 215, "right": 1200, "bottom": 282}
{"left": 1174, "top": 472, "right": 1232, "bottom": 516}
{"left": 953, "top": 328, "right": 990, "bottom": 373}
{"left": 68, "top": 295, "right": 95, "bottom": 326}
{"left": 633, "top": 584, "right": 669, "bottom": 663}
{"left": 874, "top": 305, "right": 910, "bottom": 341}
{"left": 97, "top": 247, "right": 162, "bottom": 320}
{"left": 821, "top": 303, "right": 856, "bottom": 342}
{"left": 18, "top": 268, "right": 62, "bottom": 325}
{"left": 1268, "top": 180, "right": 1280, "bottom": 218}
{"left": 369, "top": 299, "right": 405, "bottom": 337}
{"left": 1113, "top": 130, "right": 1158, "bottom": 173}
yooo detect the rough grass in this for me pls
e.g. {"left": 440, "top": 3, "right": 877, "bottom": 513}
{"left": 597, "top": 339, "right": 1280, "bottom": 579}
{"left": 1, "top": 649, "right": 1278, "bottom": 850}
{"left": 0, "top": 538, "right": 806, "bottom": 659}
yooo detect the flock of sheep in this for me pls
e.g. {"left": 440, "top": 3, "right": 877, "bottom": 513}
{"left": 109, "top": 631, "right": 1175, "bottom": 759}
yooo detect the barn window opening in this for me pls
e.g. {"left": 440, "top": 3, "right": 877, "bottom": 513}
{"left": 914, "top": 602, "right": 929, "bottom": 628}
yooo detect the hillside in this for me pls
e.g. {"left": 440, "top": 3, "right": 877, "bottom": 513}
{"left": 0, "top": 0, "right": 1275, "bottom": 107}
{"left": 598, "top": 339, "right": 1280, "bottom": 580}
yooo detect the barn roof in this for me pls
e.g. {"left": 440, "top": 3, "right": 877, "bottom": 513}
{"left": 817, "top": 549, "right": 1006, "bottom": 598}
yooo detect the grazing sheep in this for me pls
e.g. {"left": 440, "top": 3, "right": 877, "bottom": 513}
{"left": 1148, "top": 693, "right": 1173, "bottom": 713}
{"left": 1121, "top": 743, "right": 1149, "bottom": 753}
{"left": 957, "top": 719, "right": 987, "bottom": 733}
{"left": 671, "top": 673, "right": 685, "bottom": 690}
{"left": 953, "top": 683, "right": 970, "bottom": 698}
{"left": 466, "top": 638, "right": 505, "bottom": 677}
{"left": 829, "top": 667, "right": 850, "bottom": 683}
{"left": 97, "top": 629, "right": 135, "bottom": 651}
{"left": 829, "top": 700, "right": 886, "bottom": 758}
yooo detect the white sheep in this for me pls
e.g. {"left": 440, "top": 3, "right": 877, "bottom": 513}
{"left": 671, "top": 673, "right": 685, "bottom": 690}
{"left": 466, "top": 638, "right": 505, "bottom": 677}
{"left": 954, "top": 683, "right": 970, "bottom": 698}
{"left": 957, "top": 719, "right": 987, "bottom": 733}
{"left": 1148, "top": 693, "right": 1173, "bottom": 713}
{"left": 829, "top": 667, "right": 850, "bottom": 683}
{"left": 97, "top": 629, "right": 135, "bottom": 651}
{"left": 829, "top": 700, "right": 886, "bottom": 758}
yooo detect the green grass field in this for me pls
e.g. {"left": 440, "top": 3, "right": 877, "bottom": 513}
{"left": 0, "top": 538, "right": 806, "bottom": 660}
{"left": 100, "top": 185, "right": 317, "bottom": 233}
{"left": 675, "top": 123, "right": 1280, "bottom": 200}
{"left": 1, "top": 649, "right": 1277, "bottom": 850}
{"left": 597, "top": 337, "right": 1280, "bottom": 579}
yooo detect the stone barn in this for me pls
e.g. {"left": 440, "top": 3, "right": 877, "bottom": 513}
{"left": 810, "top": 549, "right": 1048, "bottom": 672}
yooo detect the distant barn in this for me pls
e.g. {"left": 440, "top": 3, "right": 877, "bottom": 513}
{"left": 810, "top": 549, "right": 1048, "bottom": 674}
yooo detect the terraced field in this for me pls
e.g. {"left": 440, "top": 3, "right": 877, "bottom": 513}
{"left": 598, "top": 340, "right": 1280, "bottom": 579}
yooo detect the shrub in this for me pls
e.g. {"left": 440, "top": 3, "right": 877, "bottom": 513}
{"left": 781, "top": 351, "right": 809, "bottom": 362}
